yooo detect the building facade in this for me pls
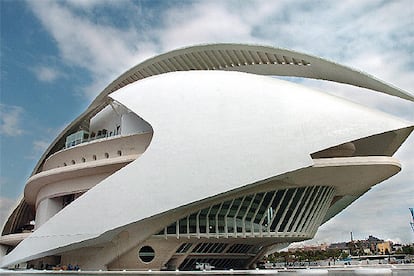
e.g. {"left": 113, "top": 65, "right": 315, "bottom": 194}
{"left": 1, "top": 44, "right": 413, "bottom": 271}
{"left": 377, "top": 242, "right": 392, "bottom": 255}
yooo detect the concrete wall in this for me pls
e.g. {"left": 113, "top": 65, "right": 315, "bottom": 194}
{"left": 34, "top": 173, "right": 113, "bottom": 228}
{"left": 90, "top": 106, "right": 121, "bottom": 136}
{"left": 35, "top": 198, "right": 63, "bottom": 229}
{"left": 107, "top": 236, "right": 181, "bottom": 270}
{"left": 121, "top": 112, "right": 152, "bottom": 136}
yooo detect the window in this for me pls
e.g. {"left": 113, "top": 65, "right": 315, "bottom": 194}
{"left": 65, "top": 130, "right": 89, "bottom": 148}
{"left": 117, "top": 150, "right": 122, "bottom": 156}
{"left": 104, "top": 152, "right": 109, "bottom": 158}
{"left": 138, "top": 246, "right": 155, "bottom": 263}
{"left": 62, "top": 194, "right": 75, "bottom": 207}
{"left": 81, "top": 157, "right": 86, "bottom": 163}
{"left": 93, "top": 155, "right": 97, "bottom": 160}
{"left": 176, "top": 243, "right": 192, "bottom": 253}
{"left": 71, "top": 160, "right": 75, "bottom": 165}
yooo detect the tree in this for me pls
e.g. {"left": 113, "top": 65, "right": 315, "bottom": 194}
{"left": 402, "top": 245, "right": 414, "bottom": 255}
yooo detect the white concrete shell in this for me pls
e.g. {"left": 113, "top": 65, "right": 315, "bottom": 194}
{"left": 1, "top": 44, "right": 413, "bottom": 270}
{"left": 28, "top": 44, "right": 414, "bottom": 180}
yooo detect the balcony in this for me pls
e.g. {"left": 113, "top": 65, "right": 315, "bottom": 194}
{"left": 43, "top": 132, "right": 152, "bottom": 171}
{"left": 64, "top": 128, "right": 120, "bottom": 149}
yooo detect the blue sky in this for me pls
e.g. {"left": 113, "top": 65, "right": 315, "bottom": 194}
{"left": 0, "top": 0, "right": 413, "bottom": 245}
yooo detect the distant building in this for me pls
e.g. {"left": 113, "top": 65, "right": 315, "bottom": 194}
{"left": 329, "top": 242, "right": 348, "bottom": 250}
{"left": 377, "top": 242, "right": 392, "bottom": 255}
{"left": 367, "top": 235, "right": 384, "bottom": 253}
{"left": 1, "top": 44, "right": 413, "bottom": 271}
{"left": 393, "top": 243, "right": 403, "bottom": 253}
{"left": 362, "top": 248, "right": 372, "bottom": 255}
{"left": 328, "top": 242, "right": 350, "bottom": 255}
{"left": 328, "top": 235, "right": 389, "bottom": 256}
{"left": 289, "top": 243, "right": 328, "bottom": 253}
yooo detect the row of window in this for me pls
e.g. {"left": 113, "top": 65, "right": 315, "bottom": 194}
{"left": 65, "top": 127, "right": 121, "bottom": 149}
{"left": 227, "top": 243, "right": 253, "bottom": 254}
{"left": 61, "top": 151, "right": 123, "bottom": 167}
{"left": 137, "top": 243, "right": 253, "bottom": 267}
{"left": 192, "top": 243, "right": 227, "bottom": 254}
{"left": 175, "top": 242, "right": 254, "bottom": 255}
{"left": 179, "top": 257, "right": 248, "bottom": 270}
{"left": 176, "top": 243, "right": 193, "bottom": 254}
{"left": 156, "top": 186, "right": 335, "bottom": 238}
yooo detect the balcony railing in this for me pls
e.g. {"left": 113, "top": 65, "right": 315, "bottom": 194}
{"left": 65, "top": 129, "right": 120, "bottom": 149}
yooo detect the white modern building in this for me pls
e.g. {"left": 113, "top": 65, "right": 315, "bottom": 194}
{"left": 1, "top": 44, "right": 413, "bottom": 271}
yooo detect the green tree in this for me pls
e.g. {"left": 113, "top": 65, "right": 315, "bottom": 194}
{"left": 402, "top": 245, "right": 414, "bottom": 255}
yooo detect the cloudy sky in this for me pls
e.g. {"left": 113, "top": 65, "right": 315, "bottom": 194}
{"left": 1, "top": 0, "right": 413, "bottom": 245}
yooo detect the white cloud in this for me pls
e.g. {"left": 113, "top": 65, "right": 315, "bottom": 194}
{"left": 28, "top": 0, "right": 144, "bottom": 98}
{"left": 33, "top": 140, "right": 50, "bottom": 153}
{"left": 65, "top": 0, "right": 118, "bottom": 9}
{"left": 159, "top": 2, "right": 254, "bottom": 50}
{"left": 27, "top": 0, "right": 414, "bottom": 101}
{"left": 0, "top": 104, "right": 24, "bottom": 137}
{"left": 25, "top": 129, "right": 62, "bottom": 160}
{"left": 32, "top": 65, "right": 62, "bottom": 83}
{"left": 26, "top": 1, "right": 277, "bottom": 98}
{"left": 23, "top": 141, "right": 49, "bottom": 160}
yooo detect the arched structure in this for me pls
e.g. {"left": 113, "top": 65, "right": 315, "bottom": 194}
{"left": 1, "top": 44, "right": 413, "bottom": 271}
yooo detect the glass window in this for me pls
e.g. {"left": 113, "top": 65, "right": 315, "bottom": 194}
{"left": 138, "top": 246, "right": 155, "bottom": 263}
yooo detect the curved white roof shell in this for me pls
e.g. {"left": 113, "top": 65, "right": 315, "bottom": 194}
{"left": 1, "top": 70, "right": 412, "bottom": 267}
{"left": 31, "top": 43, "right": 414, "bottom": 177}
